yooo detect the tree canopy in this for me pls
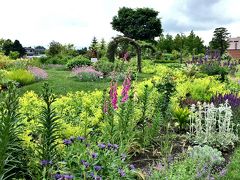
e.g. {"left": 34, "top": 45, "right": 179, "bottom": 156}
{"left": 209, "top": 27, "right": 230, "bottom": 56}
{"left": 111, "top": 7, "right": 162, "bottom": 41}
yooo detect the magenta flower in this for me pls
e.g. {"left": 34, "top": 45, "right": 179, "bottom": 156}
{"left": 121, "top": 75, "right": 131, "bottom": 103}
{"left": 109, "top": 82, "right": 118, "bottom": 109}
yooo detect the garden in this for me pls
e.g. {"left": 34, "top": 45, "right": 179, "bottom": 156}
{"left": 1, "top": 7, "right": 240, "bottom": 180}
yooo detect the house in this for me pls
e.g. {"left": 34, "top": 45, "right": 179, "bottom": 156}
{"left": 24, "top": 46, "right": 46, "bottom": 58}
{"left": 24, "top": 47, "right": 35, "bottom": 56}
{"left": 227, "top": 37, "right": 240, "bottom": 59}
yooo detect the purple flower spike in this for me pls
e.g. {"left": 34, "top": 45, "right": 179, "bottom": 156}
{"left": 63, "top": 139, "right": 72, "bottom": 146}
{"left": 94, "top": 165, "right": 102, "bottom": 171}
{"left": 92, "top": 152, "right": 98, "bottom": 159}
{"left": 118, "top": 168, "right": 126, "bottom": 177}
{"left": 98, "top": 143, "right": 106, "bottom": 149}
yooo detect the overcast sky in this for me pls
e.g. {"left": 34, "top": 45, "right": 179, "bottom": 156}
{"left": 0, "top": 0, "right": 239, "bottom": 48}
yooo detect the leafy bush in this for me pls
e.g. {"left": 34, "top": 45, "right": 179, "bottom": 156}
{"left": 66, "top": 55, "right": 91, "bottom": 69}
{"left": 94, "top": 57, "right": 114, "bottom": 76}
{"left": 150, "top": 145, "right": 225, "bottom": 180}
{"left": 60, "top": 137, "right": 136, "bottom": 179}
{"left": 173, "top": 106, "right": 190, "bottom": 130}
{"left": 6, "top": 69, "right": 35, "bottom": 85}
{"left": 0, "top": 83, "right": 26, "bottom": 179}
{"left": 176, "top": 77, "right": 228, "bottom": 101}
{"left": 71, "top": 66, "right": 103, "bottom": 81}
{"left": 189, "top": 101, "right": 238, "bottom": 149}
{"left": 200, "top": 62, "right": 229, "bottom": 82}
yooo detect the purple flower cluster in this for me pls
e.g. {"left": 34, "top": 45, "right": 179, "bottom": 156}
{"left": 28, "top": 66, "right": 48, "bottom": 80}
{"left": 63, "top": 136, "right": 85, "bottom": 146}
{"left": 54, "top": 173, "right": 74, "bottom": 180}
{"left": 89, "top": 172, "right": 102, "bottom": 180}
{"left": 71, "top": 66, "right": 103, "bottom": 80}
{"left": 211, "top": 94, "right": 240, "bottom": 108}
{"left": 98, "top": 143, "right": 119, "bottom": 151}
{"left": 118, "top": 168, "right": 126, "bottom": 177}
{"left": 121, "top": 75, "right": 131, "bottom": 103}
{"left": 40, "top": 160, "right": 52, "bottom": 166}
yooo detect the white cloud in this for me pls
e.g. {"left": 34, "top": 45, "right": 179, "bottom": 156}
{"left": 0, "top": 0, "right": 239, "bottom": 47}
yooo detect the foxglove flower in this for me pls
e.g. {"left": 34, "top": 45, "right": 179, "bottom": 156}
{"left": 121, "top": 75, "right": 131, "bottom": 103}
{"left": 110, "top": 82, "right": 118, "bottom": 109}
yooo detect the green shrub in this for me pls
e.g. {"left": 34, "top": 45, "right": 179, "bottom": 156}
{"left": 94, "top": 57, "right": 114, "bottom": 75}
{"left": 9, "top": 51, "right": 20, "bottom": 59}
{"left": 66, "top": 55, "right": 91, "bottom": 69}
{"left": 200, "top": 62, "right": 229, "bottom": 82}
{"left": 6, "top": 69, "right": 35, "bottom": 85}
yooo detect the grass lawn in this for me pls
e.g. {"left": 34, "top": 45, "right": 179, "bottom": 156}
{"left": 19, "top": 68, "right": 154, "bottom": 95}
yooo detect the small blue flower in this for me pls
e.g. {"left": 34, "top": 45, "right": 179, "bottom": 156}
{"left": 94, "top": 165, "right": 102, "bottom": 171}
{"left": 98, "top": 143, "right": 106, "bottom": 149}
{"left": 113, "top": 144, "right": 119, "bottom": 150}
{"left": 129, "top": 164, "right": 135, "bottom": 170}
{"left": 92, "top": 152, "right": 98, "bottom": 159}
{"left": 121, "top": 153, "right": 127, "bottom": 161}
{"left": 63, "top": 174, "right": 74, "bottom": 179}
{"left": 70, "top": 136, "right": 75, "bottom": 142}
{"left": 63, "top": 139, "right": 72, "bottom": 146}
{"left": 118, "top": 168, "right": 126, "bottom": 177}
{"left": 77, "top": 136, "right": 85, "bottom": 142}
{"left": 54, "top": 173, "right": 62, "bottom": 180}
{"left": 107, "top": 143, "right": 112, "bottom": 149}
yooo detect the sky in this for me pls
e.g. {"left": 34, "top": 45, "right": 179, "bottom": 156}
{"left": 0, "top": 0, "right": 239, "bottom": 48}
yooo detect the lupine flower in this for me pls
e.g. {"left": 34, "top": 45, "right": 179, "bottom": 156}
{"left": 118, "top": 168, "right": 126, "bottom": 177}
{"left": 92, "top": 152, "right": 98, "bottom": 159}
{"left": 63, "top": 174, "right": 74, "bottom": 179}
{"left": 129, "top": 164, "right": 135, "bottom": 170}
{"left": 28, "top": 66, "right": 48, "bottom": 80}
{"left": 98, "top": 143, "right": 106, "bottom": 149}
{"left": 109, "top": 82, "right": 118, "bottom": 109}
{"left": 63, "top": 139, "right": 72, "bottom": 146}
{"left": 94, "top": 165, "right": 102, "bottom": 171}
{"left": 121, "top": 75, "right": 131, "bottom": 103}
{"left": 77, "top": 136, "right": 85, "bottom": 142}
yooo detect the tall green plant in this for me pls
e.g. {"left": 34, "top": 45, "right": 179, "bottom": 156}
{"left": 36, "top": 83, "right": 60, "bottom": 178}
{"left": 0, "top": 82, "right": 23, "bottom": 179}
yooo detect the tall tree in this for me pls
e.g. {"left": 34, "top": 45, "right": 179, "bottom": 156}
{"left": 46, "top": 41, "right": 63, "bottom": 56}
{"left": 89, "top": 36, "right": 98, "bottom": 51}
{"left": 157, "top": 34, "right": 174, "bottom": 53}
{"left": 2, "top": 39, "right": 13, "bottom": 56}
{"left": 111, "top": 7, "right": 162, "bottom": 41}
{"left": 100, "top": 38, "right": 106, "bottom": 50}
{"left": 12, "top": 40, "right": 26, "bottom": 57}
{"left": 185, "top": 30, "right": 204, "bottom": 54}
{"left": 209, "top": 27, "right": 230, "bottom": 56}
